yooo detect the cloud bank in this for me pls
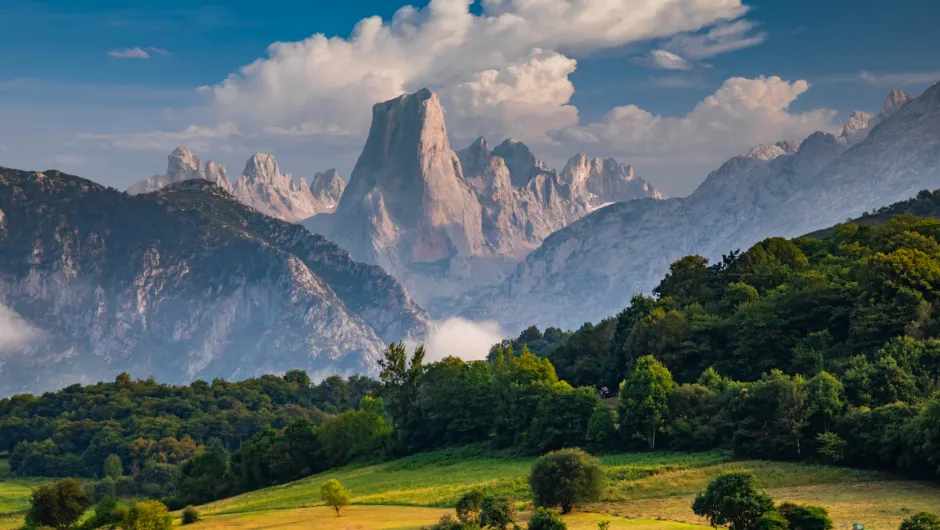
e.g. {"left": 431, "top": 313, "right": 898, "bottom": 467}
{"left": 0, "top": 304, "right": 43, "bottom": 355}
{"left": 414, "top": 318, "right": 504, "bottom": 363}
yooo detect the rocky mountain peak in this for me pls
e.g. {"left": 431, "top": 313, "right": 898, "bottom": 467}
{"left": 310, "top": 169, "right": 345, "bottom": 209}
{"left": 167, "top": 146, "right": 201, "bottom": 176}
{"left": 242, "top": 153, "right": 281, "bottom": 183}
{"left": 492, "top": 139, "right": 539, "bottom": 187}
{"left": 457, "top": 137, "right": 492, "bottom": 178}
{"left": 204, "top": 160, "right": 231, "bottom": 188}
{"left": 744, "top": 141, "right": 799, "bottom": 161}
{"left": 880, "top": 87, "right": 914, "bottom": 116}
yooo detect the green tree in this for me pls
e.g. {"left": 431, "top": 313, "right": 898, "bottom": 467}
{"left": 104, "top": 453, "right": 123, "bottom": 479}
{"left": 805, "top": 372, "right": 844, "bottom": 433}
{"left": 527, "top": 385, "right": 598, "bottom": 453}
{"left": 529, "top": 448, "right": 605, "bottom": 514}
{"left": 479, "top": 496, "right": 516, "bottom": 529}
{"left": 456, "top": 490, "right": 485, "bottom": 525}
{"left": 755, "top": 510, "right": 789, "bottom": 530}
{"left": 320, "top": 479, "right": 351, "bottom": 516}
{"left": 585, "top": 404, "right": 617, "bottom": 449}
{"left": 691, "top": 473, "right": 775, "bottom": 530}
{"left": 283, "top": 369, "right": 311, "bottom": 389}
{"left": 617, "top": 355, "right": 676, "bottom": 449}
{"left": 121, "top": 500, "right": 173, "bottom": 530}
{"left": 527, "top": 507, "right": 567, "bottom": 530}
{"left": 25, "top": 478, "right": 88, "bottom": 530}
{"left": 900, "top": 512, "right": 940, "bottom": 530}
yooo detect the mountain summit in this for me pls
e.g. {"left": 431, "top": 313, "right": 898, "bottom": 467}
{"left": 304, "top": 88, "right": 663, "bottom": 311}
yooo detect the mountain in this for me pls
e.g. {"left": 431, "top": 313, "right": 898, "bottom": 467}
{"left": 127, "top": 148, "right": 344, "bottom": 222}
{"left": 0, "top": 167, "right": 427, "bottom": 396}
{"left": 464, "top": 83, "right": 940, "bottom": 332}
{"left": 303, "top": 88, "right": 663, "bottom": 311}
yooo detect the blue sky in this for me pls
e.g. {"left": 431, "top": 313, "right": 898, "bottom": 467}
{"left": 1, "top": 0, "right": 938, "bottom": 196}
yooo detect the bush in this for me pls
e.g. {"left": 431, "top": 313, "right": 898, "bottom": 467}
{"left": 426, "top": 514, "right": 482, "bottom": 530}
{"left": 182, "top": 505, "right": 201, "bottom": 525}
{"left": 529, "top": 448, "right": 605, "bottom": 513}
{"left": 527, "top": 507, "right": 567, "bottom": 530}
{"left": 778, "top": 503, "right": 833, "bottom": 530}
{"left": 121, "top": 500, "right": 173, "bottom": 530}
{"left": 755, "top": 510, "right": 789, "bottom": 530}
{"left": 900, "top": 512, "right": 940, "bottom": 530}
{"left": 85, "top": 477, "right": 117, "bottom": 503}
{"left": 585, "top": 405, "right": 617, "bottom": 449}
{"left": 814, "top": 433, "right": 846, "bottom": 464}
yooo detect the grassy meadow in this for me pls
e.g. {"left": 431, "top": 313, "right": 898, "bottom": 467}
{"left": 0, "top": 458, "right": 54, "bottom": 530}
{"left": 3, "top": 449, "right": 940, "bottom": 529}
{"left": 187, "top": 446, "right": 940, "bottom": 529}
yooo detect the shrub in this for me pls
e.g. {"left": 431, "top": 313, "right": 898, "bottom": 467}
{"left": 755, "top": 510, "right": 789, "bottom": 530}
{"left": 527, "top": 507, "right": 567, "bottom": 530}
{"left": 529, "top": 448, "right": 605, "bottom": 513}
{"left": 182, "top": 505, "right": 201, "bottom": 525}
{"left": 778, "top": 503, "right": 833, "bottom": 530}
{"left": 121, "top": 500, "right": 173, "bottom": 530}
{"left": 320, "top": 479, "right": 351, "bottom": 517}
{"left": 426, "top": 514, "right": 482, "bottom": 530}
{"left": 814, "top": 433, "right": 846, "bottom": 464}
{"left": 900, "top": 512, "right": 940, "bottom": 530}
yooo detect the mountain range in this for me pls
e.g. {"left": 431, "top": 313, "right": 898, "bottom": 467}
{"left": 463, "top": 84, "right": 940, "bottom": 332}
{"left": 0, "top": 169, "right": 426, "bottom": 395}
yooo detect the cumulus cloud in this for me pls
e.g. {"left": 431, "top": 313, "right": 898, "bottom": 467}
{"left": 553, "top": 76, "right": 838, "bottom": 166}
{"left": 414, "top": 318, "right": 504, "bottom": 363}
{"left": 107, "top": 46, "right": 172, "bottom": 60}
{"left": 631, "top": 49, "right": 694, "bottom": 71}
{"left": 0, "top": 304, "right": 43, "bottom": 355}
{"left": 198, "top": 0, "right": 749, "bottom": 143}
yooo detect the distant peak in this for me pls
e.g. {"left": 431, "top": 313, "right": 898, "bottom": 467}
{"left": 880, "top": 87, "right": 914, "bottom": 116}
{"left": 242, "top": 153, "right": 280, "bottom": 181}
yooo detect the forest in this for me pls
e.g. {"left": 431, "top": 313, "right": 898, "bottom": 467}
{"left": 4, "top": 191, "right": 940, "bottom": 512}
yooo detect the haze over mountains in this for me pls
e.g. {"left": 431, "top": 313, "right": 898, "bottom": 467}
{"left": 1, "top": 79, "right": 939, "bottom": 395}
{"left": 0, "top": 169, "right": 426, "bottom": 395}
{"left": 465, "top": 84, "right": 940, "bottom": 332}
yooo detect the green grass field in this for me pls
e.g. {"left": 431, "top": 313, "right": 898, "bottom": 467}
{"left": 0, "top": 459, "right": 55, "bottom": 530}
{"left": 3, "top": 448, "right": 940, "bottom": 530}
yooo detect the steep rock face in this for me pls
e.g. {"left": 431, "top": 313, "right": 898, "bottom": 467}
{"left": 304, "top": 89, "right": 664, "bottom": 312}
{"left": 128, "top": 150, "right": 336, "bottom": 222}
{"left": 560, "top": 154, "right": 666, "bottom": 206}
{"left": 310, "top": 169, "right": 345, "bottom": 210}
{"left": 465, "top": 85, "right": 938, "bottom": 332}
{"left": 0, "top": 168, "right": 427, "bottom": 395}
{"left": 127, "top": 147, "right": 218, "bottom": 195}
{"left": 230, "top": 153, "right": 327, "bottom": 222}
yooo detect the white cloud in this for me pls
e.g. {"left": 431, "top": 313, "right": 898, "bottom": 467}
{"left": 553, "top": 76, "right": 838, "bottom": 166}
{"left": 199, "top": 0, "right": 750, "bottom": 143}
{"left": 78, "top": 122, "right": 239, "bottom": 152}
{"left": 439, "top": 49, "right": 579, "bottom": 144}
{"left": 107, "top": 47, "right": 171, "bottom": 60}
{"left": 413, "top": 317, "right": 504, "bottom": 362}
{"left": 663, "top": 19, "right": 765, "bottom": 60}
{"left": 0, "top": 304, "right": 43, "bottom": 355}
{"left": 859, "top": 70, "right": 940, "bottom": 87}
{"left": 108, "top": 47, "right": 152, "bottom": 59}
{"left": 631, "top": 49, "right": 694, "bottom": 70}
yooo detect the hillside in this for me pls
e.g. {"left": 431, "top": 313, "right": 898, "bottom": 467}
{"left": 179, "top": 448, "right": 938, "bottom": 529}
{"left": 464, "top": 83, "right": 940, "bottom": 332}
{"left": 0, "top": 168, "right": 427, "bottom": 395}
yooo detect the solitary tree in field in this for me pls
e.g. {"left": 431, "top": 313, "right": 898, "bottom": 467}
{"left": 691, "top": 473, "right": 775, "bottom": 530}
{"left": 529, "top": 448, "right": 605, "bottom": 514}
{"left": 320, "top": 479, "right": 351, "bottom": 517}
